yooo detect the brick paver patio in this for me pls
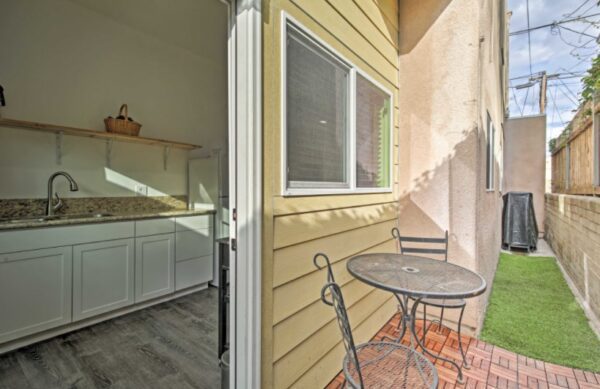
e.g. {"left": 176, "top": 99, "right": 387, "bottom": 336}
{"left": 326, "top": 313, "right": 600, "bottom": 388}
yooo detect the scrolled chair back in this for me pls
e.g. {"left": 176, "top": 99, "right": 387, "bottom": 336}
{"left": 313, "top": 253, "right": 364, "bottom": 388}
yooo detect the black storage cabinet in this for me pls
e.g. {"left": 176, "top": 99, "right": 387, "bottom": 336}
{"left": 217, "top": 238, "right": 230, "bottom": 359}
{"left": 502, "top": 192, "right": 538, "bottom": 252}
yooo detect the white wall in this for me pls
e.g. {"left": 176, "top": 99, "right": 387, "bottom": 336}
{"left": 0, "top": 0, "right": 228, "bottom": 198}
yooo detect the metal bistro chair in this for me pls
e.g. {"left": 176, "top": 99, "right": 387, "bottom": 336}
{"left": 391, "top": 228, "right": 469, "bottom": 367}
{"left": 313, "top": 253, "right": 437, "bottom": 389}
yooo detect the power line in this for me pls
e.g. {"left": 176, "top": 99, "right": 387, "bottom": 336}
{"left": 509, "top": 81, "right": 522, "bottom": 115}
{"left": 521, "top": 86, "right": 530, "bottom": 116}
{"left": 509, "top": 72, "right": 586, "bottom": 82}
{"left": 558, "top": 78, "right": 580, "bottom": 101}
{"left": 578, "top": 2, "right": 599, "bottom": 18}
{"left": 563, "top": 0, "right": 592, "bottom": 18}
{"left": 558, "top": 84, "right": 579, "bottom": 105}
{"left": 558, "top": 25, "right": 598, "bottom": 40}
{"left": 548, "top": 81, "right": 584, "bottom": 86}
{"left": 550, "top": 85, "right": 566, "bottom": 126}
{"left": 509, "top": 12, "right": 600, "bottom": 36}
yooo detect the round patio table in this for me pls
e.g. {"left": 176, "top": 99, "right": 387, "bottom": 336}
{"left": 347, "top": 253, "right": 487, "bottom": 383}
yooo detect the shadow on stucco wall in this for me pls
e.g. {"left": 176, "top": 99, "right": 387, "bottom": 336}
{"left": 396, "top": 0, "right": 453, "bottom": 54}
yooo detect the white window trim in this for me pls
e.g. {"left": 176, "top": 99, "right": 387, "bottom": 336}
{"left": 280, "top": 12, "right": 394, "bottom": 197}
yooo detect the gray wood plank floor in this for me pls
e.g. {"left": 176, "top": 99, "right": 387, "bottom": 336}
{"left": 0, "top": 288, "right": 221, "bottom": 389}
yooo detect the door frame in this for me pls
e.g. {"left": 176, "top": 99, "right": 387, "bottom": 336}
{"left": 227, "top": 0, "right": 262, "bottom": 387}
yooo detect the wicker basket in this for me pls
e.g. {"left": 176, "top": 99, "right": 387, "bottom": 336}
{"left": 104, "top": 104, "right": 142, "bottom": 136}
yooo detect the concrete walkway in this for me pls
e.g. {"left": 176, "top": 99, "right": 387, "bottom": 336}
{"left": 500, "top": 238, "right": 555, "bottom": 257}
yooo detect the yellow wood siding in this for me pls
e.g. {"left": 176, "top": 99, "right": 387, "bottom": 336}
{"left": 262, "top": 0, "right": 400, "bottom": 387}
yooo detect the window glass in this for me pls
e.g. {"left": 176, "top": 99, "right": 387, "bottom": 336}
{"left": 286, "top": 27, "right": 349, "bottom": 188}
{"left": 356, "top": 74, "right": 391, "bottom": 188}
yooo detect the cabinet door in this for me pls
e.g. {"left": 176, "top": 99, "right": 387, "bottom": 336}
{"left": 73, "top": 239, "right": 134, "bottom": 321}
{"left": 0, "top": 247, "right": 72, "bottom": 343}
{"left": 135, "top": 234, "right": 175, "bottom": 303}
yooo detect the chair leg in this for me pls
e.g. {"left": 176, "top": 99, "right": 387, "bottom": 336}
{"left": 457, "top": 305, "right": 469, "bottom": 369}
{"left": 437, "top": 306, "right": 445, "bottom": 333}
{"left": 382, "top": 302, "right": 406, "bottom": 343}
{"left": 397, "top": 303, "right": 403, "bottom": 331}
{"left": 422, "top": 304, "right": 427, "bottom": 344}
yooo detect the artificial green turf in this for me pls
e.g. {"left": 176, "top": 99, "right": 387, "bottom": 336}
{"left": 480, "top": 253, "right": 600, "bottom": 372}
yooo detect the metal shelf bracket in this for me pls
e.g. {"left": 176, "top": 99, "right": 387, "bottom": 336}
{"left": 106, "top": 139, "right": 113, "bottom": 167}
{"left": 163, "top": 146, "right": 170, "bottom": 171}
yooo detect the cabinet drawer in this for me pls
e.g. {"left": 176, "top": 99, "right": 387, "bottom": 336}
{"left": 175, "top": 215, "right": 212, "bottom": 232}
{"left": 175, "top": 255, "right": 213, "bottom": 291}
{"left": 175, "top": 229, "right": 212, "bottom": 261}
{"left": 0, "top": 222, "right": 134, "bottom": 254}
{"left": 0, "top": 247, "right": 72, "bottom": 343}
{"left": 135, "top": 218, "right": 175, "bottom": 237}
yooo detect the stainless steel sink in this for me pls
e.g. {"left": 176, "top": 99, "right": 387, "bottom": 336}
{"left": 0, "top": 213, "right": 114, "bottom": 224}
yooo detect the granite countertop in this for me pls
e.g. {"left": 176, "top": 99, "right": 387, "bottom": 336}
{"left": 0, "top": 208, "right": 216, "bottom": 231}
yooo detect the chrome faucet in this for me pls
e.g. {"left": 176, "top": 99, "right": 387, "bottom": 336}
{"left": 46, "top": 172, "right": 79, "bottom": 216}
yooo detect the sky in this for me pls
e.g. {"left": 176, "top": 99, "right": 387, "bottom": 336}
{"left": 507, "top": 0, "right": 599, "bottom": 143}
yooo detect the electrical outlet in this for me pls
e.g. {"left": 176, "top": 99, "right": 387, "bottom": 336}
{"left": 134, "top": 184, "right": 148, "bottom": 197}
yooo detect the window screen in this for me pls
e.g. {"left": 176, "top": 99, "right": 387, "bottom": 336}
{"left": 356, "top": 74, "right": 391, "bottom": 188}
{"left": 286, "top": 26, "right": 350, "bottom": 189}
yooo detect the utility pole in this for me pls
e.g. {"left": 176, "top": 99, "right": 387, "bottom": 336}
{"left": 539, "top": 71, "right": 547, "bottom": 114}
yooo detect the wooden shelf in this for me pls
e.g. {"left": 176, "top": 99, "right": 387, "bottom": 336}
{"left": 0, "top": 117, "right": 202, "bottom": 150}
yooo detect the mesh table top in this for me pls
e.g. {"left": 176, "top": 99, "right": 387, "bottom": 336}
{"left": 347, "top": 253, "right": 487, "bottom": 299}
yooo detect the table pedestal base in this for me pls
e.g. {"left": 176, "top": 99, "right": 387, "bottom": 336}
{"left": 388, "top": 294, "right": 466, "bottom": 384}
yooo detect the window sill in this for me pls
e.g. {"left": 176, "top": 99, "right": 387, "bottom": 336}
{"left": 282, "top": 187, "right": 393, "bottom": 197}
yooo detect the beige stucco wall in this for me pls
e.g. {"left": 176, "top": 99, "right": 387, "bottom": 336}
{"left": 398, "top": 0, "right": 507, "bottom": 332}
{"left": 504, "top": 115, "right": 547, "bottom": 232}
{"left": 545, "top": 194, "right": 600, "bottom": 321}
{"left": 475, "top": 0, "right": 508, "bottom": 331}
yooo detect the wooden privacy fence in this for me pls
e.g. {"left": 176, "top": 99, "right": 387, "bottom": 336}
{"left": 551, "top": 101, "right": 599, "bottom": 195}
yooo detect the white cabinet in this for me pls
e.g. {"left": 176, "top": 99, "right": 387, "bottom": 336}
{"left": 73, "top": 239, "right": 134, "bottom": 321}
{"left": 0, "top": 213, "right": 214, "bottom": 347}
{"left": 175, "top": 229, "right": 213, "bottom": 261}
{"left": 0, "top": 247, "right": 72, "bottom": 343}
{"left": 174, "top": 215, "right": 214, "bottom": 291}
{"left": 176, "top": 255, "right": 213, "bottom": 291}
{"left": 135, "top": 234, "right": 175, "bottom": 303}
{"left": 135, "top": 218, "right": 175, "bottom": 237}
{"left": 175, "top": 215, "right": 211, "bottom": 231}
